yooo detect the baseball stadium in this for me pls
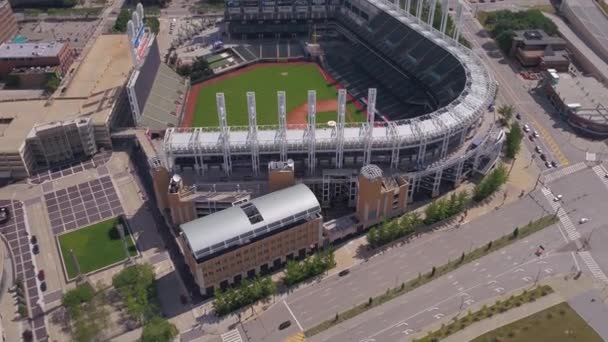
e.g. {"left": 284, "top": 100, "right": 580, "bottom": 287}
{"left": 160, "top": 0, "right": 502, "bottom": 204}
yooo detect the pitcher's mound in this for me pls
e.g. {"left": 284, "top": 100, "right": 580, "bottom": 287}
{"left": 287, "top": 99, "right": 340, "bottom": 125}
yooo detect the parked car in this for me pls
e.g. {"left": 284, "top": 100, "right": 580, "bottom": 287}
{"left": 37, "top": 270, "right": 45, "bottom": 281}
{"left": 515, "top": 113, "right": 521, "bottom": 120}
{"left": 338, "top": 269, "right": 351, "bottom": 277}
{"left": 551, "top": 161, "right": 558, "bottom": 168}
{"left": 0, "top": 207, "right": 9, "bottom": 224}
{"left": 32, "top": 245, "right": 39, "bottom": 255}
{"left": 535, "top": 146, "right": 542, "bottom": 154}
{"left": 523, "top": 124, "right": 530, "bottom": 133}
{"left": 529, "top": 135, "right": 535, "bottom": 141}
{"left": 579, "top": 218, "right": 589, "bottom": 224}
{"left": 30, "top": 235, "right": 37, "bottom": 245}
{"left": 540, "top": 154, "right": 547, "bottom": 161}
{"left": 545, "top": 161, "right": 553, "bottom": 168}
{"left": 533, "top": 130, "right": 539, "bottom": 138}
{"left": 279, "top": 320, "right": 292, "bottom": 330}
{"left": 40, "top": 281, "right": 47, "bottom": 292}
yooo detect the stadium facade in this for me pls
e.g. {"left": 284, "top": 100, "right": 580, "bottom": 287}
{"left": 161, "top": 0, "right": 501, "bottom": 203}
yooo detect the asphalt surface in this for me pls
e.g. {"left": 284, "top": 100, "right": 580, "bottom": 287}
{"left": 312, "top": 226, "right": 575, "bottom": 342}
{"left": 241, "top": 194, "right": 555, "bottom": 341}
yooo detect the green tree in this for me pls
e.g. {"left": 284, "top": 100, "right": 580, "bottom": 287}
{"left": 112, "top": 264, "right": 156, "bottom": 323}
{"left": 113, "top": 9, "right": 131, "bottom": 33}
{"left": 473, "top": 165, "right": 508, "bottom": 202}
{"left": 190, "top": 56, "right": 213, "bottom": 81}
{"left": 141, "top": 316, "right": 178, "bottom": 342}
{"left": 44, "top": 73, "right": 60, "bottom": 94}
{"left": 505, "top": 122, "right": 523, "bottom": 159}
{"left": 144, "top": 17, "right": 160, "bottom": 34}
{"left": 497, "top": 105, "right": 514, "bottom": 126}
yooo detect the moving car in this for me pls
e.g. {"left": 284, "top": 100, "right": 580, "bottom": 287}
{"left": 579, "top": 218, "right": 589, "bottom": 224}
{"left": 279, "top": 320, "right": 292, "bottom": 330}
{"left": 338, "top": 269, "right": 350, "bottom": 277}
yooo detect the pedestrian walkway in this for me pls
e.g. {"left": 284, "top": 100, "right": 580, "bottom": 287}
{"left": 285, "top": 332, "right": 306, "bottom": 342}
{"left": 592, "top": 165, "right": 608, "bottom": 189}
{"left": 586, "top": 152, "right": 597, "bottom": 162}
{"left": 543, "top": 162, "right": 587, "bottom": 183}
{"left": 540, "top": 187, "right": 580, "bottom": 241}
{"left": 578, "top": 251, "right": 608, "bottom": 283}
{"left": 220, "top": 329, "right": 243, "bottom": 342}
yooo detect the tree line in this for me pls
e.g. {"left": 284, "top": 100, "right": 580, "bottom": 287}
{"left": 283, "top": 249, "right": 336, "bottom": 286}
{"left": 481, "top": 9, "right": 558, "bottom": 52}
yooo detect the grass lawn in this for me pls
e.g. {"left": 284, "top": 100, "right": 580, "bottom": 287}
{"left": 471, "top": 302, "right": 603, "bottom": 342}
{"left": 59, "top": 217, "right": 137, "bottom": 279}
{"left": 192, "top": 64, "right": 365, "bottom": 126}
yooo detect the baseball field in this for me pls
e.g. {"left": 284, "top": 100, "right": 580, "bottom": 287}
{"left": 183, "top": 62, "right": 366, "bottom": 127}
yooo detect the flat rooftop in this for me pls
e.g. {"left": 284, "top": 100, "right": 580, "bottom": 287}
{"left": 0, "top": 35, "right": 133, "bottom": 153}
{"left": 0, "top": 42, "right": 65, "bottom": 59}
{"left": 552, "top": 72, "right": 608, "bottom": 124}
{"left": 563, "top": 0, "right": 608, "bottom": 55}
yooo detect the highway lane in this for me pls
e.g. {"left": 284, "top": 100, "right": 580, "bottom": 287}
{"left": 241, "top": 194, "right": 553, "bottom": 341}
{"left": 311, "top": 224, "right": 576, "bottom": 342}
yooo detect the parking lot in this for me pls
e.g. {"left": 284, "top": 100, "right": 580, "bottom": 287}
{"left": 44, "top": 176, "right": 123, "bottom": 235}
{"left": 17, "top": 20, "right": 99, "bottom": 51}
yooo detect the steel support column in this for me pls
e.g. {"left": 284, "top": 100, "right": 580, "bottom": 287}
{"left": 454, "top": 1, "right": 464, "bottom": 42}
{"left": 416, "top": 0, "right": 424, "bottom": 21}
{"left": 431, "top": 169, "right": 443, "bottom": 197}
{"left": 428, "top": 0, "right": 437, "bottom": 26}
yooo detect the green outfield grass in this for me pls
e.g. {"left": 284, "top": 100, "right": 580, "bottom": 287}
{"left": 58, "top": 218, "right": 137, "bottom": 279}
{"left": 191, "top": 64, "right": 365, "bottom": 126}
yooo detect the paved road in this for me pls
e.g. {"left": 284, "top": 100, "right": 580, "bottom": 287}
{"left": 312, "top": 225, "right": 575, "bottom": 342}
{"left": 240, "top": 194, "right": 554, "bottom": 340}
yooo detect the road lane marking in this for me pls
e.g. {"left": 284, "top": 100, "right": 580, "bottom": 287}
{"left": 578, "top": 251, "right": 608, "bottom": 283}
{"left": 571, "top": 251, "right": 581, "bottom": 272}
{"left": 221, "top": 329, "right": 243, "bottom": 342}
{"left": 283, "top": 300, "right": 304, "bottom": 331}
{"left": 433, "top": 313, "right": 445, "bottom": 320}
{"left": 358, "top": 254, "right": 568, "bottom": 342}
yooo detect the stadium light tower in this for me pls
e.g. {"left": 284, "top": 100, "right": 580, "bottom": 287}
{"left": 216, "top": 93, "right": 232, "bottom": 175}
{"left": 277, "top": 91, "right": 288, "bottom": 162}
{"left": 416, "top": 0, "right": 424, "bottom": 21}
{"left": 428, "top": 0, "right": 438, "bottom": 26}
{"left": 454, "top": 1, "right": 464, "bottom": 42}
{"left": 440, "top": 0, "right": 449, "bottom": 35}
{"left": 307, "top": 91, "right": 317, "bottom": 174}
{"left": 247, "top": 92, "right": 260, "bottom": 176}
{"left": 335, "top": 89, "right": 346, "bottom": 169}
{"left": 363, "top": 88, "right": 377, "bottom": 166}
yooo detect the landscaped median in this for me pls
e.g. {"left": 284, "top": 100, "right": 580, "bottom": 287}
{"left": 414, "top": 285, "right": 554, "bottom": 342}
{"left": 304, "top": 215, "right": 558, "bottom": 337}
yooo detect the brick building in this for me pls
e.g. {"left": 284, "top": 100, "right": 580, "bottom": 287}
{"left": 178, "top": 184, "right": 323, "bottom": 296}
{"left": 0, "top": 42, "right": 75, "bottom": 77}
{"left": 0, "top": 1, "right": 17, "bottom": 45}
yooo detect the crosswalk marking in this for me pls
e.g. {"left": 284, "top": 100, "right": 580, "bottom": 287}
{"left": 285, "top": 332, "right": 306, "bottom": 342}
{"left": 592, "top": 165, "right": 608, "bottom": 189}
{"left": 579, "top": 251, "right": 608, "bottom": 283}
{"left": 543, "top": 162, "right": 587, "bottom": 183}
{"left": 540, "top": 187, "right": 580, "bottom": 241}
{"left": 221, "top": 329, "right": 243, "bottom": 342}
